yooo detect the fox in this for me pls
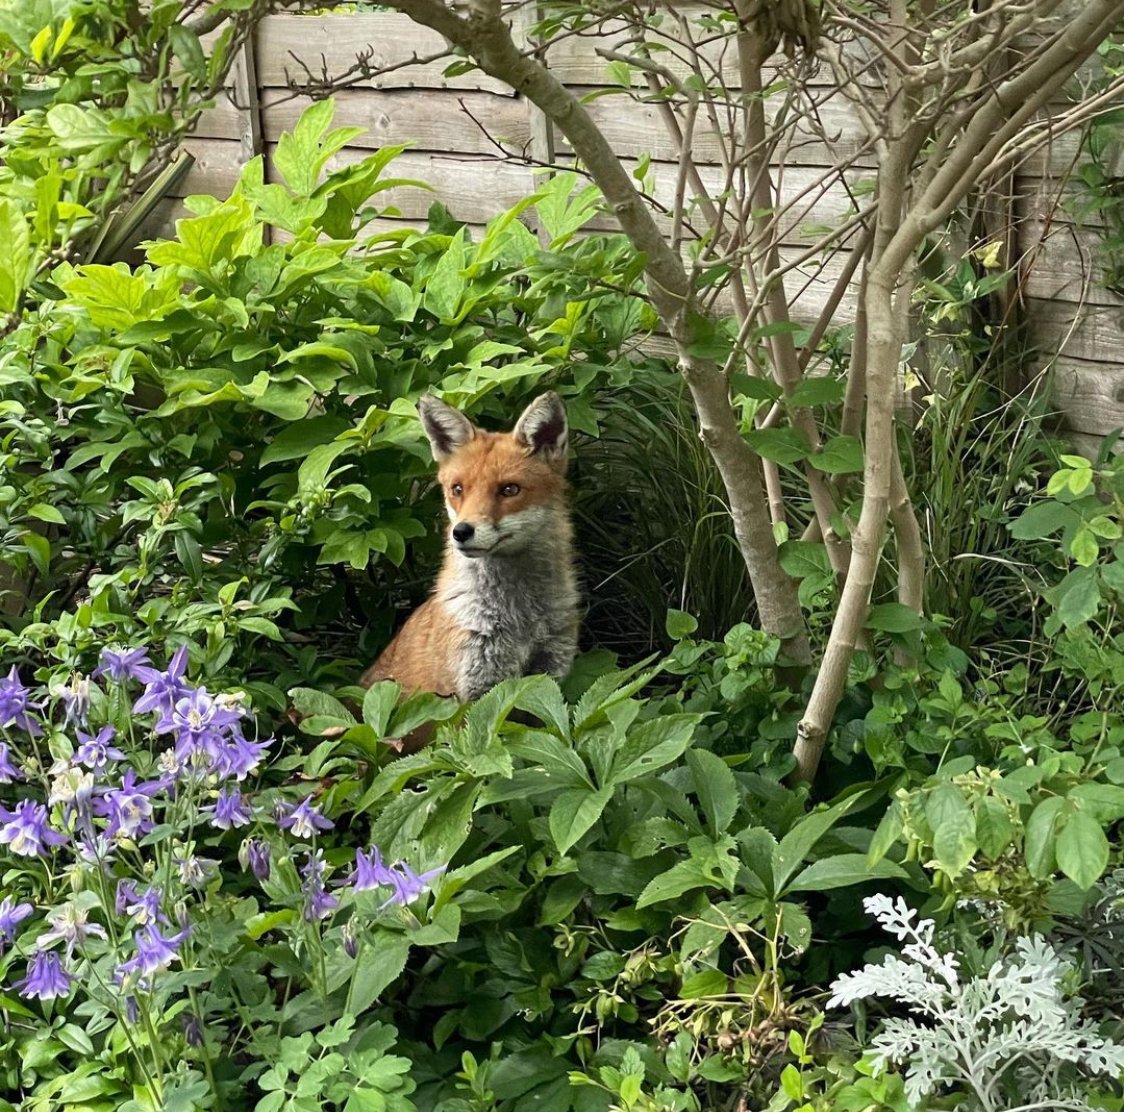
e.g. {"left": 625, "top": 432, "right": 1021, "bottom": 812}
{"left": 359, "top": 392, "right": 579, "bottom": 741}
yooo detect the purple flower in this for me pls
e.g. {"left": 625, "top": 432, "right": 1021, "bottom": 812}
{"left": 204, "top": 787, "right": 252, "bottom": 831}
{"left": 93, "top": 646, "right": 151, "bottom": 683}
{"left": 0, "top": 896, "right": 33, "bottom": 952}
{"left": 74, "top": 726, "right": 125, "bottom": 770}
{"left": 115, "top": 881, "right": 166, "bottom": 926}
{"left": 240, "top": 837, "right": 271, "bottom": 881}
{"left": 0, "top": 742, "right": 22, "bottom": 784}
{"left": 116, "top": 922, "right": 189, "bottom": 984}
{"left": 379, "top": 862, "right": 446, "bottom": 910}
{"left": 37, "top": 901, "right": 107, "bottom": 957}
{"left": 301, "top": 851, "right": 340, "bottom": 922}
{"left": 0, "top": 800, "right": 66, "bottom": 857}
{"left": 94, "top": 769, "right": 162, "bottom": 840}
{"left": 132, "top": 645, "right": 192, "bottom": 718}
{"left": 125, "top": 995, "right": 139, "bottom": 1023}
{"left": 0, "top": 666, "right": 43, "bottom": 736}
{"left": 279, "top": 796, "right": 333, "bottom": 840}
{"left": 351, "top": 846, "right": 397, "bottom": 892}
{"left": 212, "top": 732, "right": 271, "bottom": 781}
{"left": 17, "top": 951, "right": 72, "bottom": 1000}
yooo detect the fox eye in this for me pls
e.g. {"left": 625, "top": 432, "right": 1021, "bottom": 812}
{"left": 499, "top": 483, "right": 521, "bottom": 497}
{"left": 450, "top": 483, "right": 463, "bottom": 497}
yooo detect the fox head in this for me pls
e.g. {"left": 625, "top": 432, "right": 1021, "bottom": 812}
{"left": 417, "top": 392, "right": 569, "bottom": 559}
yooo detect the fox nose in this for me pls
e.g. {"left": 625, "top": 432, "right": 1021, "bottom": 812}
{"left": 452, "top": 522, "right": 475, "bottom": 544}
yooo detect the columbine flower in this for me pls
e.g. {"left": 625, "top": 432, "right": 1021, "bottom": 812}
{"left": 175, "top": 849, "right": 217, "bottom": 889}
{"left": 204, "top": 787, "right": 252, "bottom": 831}
{"left": 0, "top": 896, "right": 33, "bottom": 953}
{"left": 0, "top": 666, "right": 43, "bottom": 736}
{"left": 93, "top": 646, "right": 151, "bottom": 683}
{"left": 341, "top": 919, "right": 360, "bottom": 959}
{"left": 351, "top": 846, "right": 397, "bottom": 891}
{"left": 380, "top": 862, "right": 446, "bottom": 910}
{"left": 212, "top": 731, "right": 271, "bottom": 781}
{"left": 116, "top": 922, "right": 189, "bottom": 984}
{"left": 240, "top": 837, "right": 271, "bottom": 881}
{"left": 279, "top": 797, "right": 333, "bottom": 840}
{"left": 301, "top": 851, "right": 340, "bottom": 921}
{"left": 74, "top": 726, "right": 125, "bottom": 770}
{"left": 160, "top": 687, "right": 243, "bottom": 772}
{"left": 94, "top": 769, "right": 162, "bottom": 840}
{"left": 49, "top": 766, "right": 96, "bottom": 814}
{"left": 0, "top": 742, "right": 22, "bottom": 784}
{"left": 115, "top": 881, "right": 166, "bottom": 926}
{"left": 0, "top": 800, "right": 66, "bottom": 856}
{"left": 58, "top": 674, "right": 91, "bottom": 728}
{"left": 132, "top": 645, "right": 192, "bottom": 718}
{"left": 37, "top": 901, "right": 107, "bottom": 957}
{"left": 17, "top": 951, "right": 72, "bottom": 1000}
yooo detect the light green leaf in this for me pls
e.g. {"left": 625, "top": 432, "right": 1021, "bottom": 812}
{"left": 787, "top": 853, "right": 907, "bottom": 892}
{"left": 608, "top": 714, "right": 701, "bottom": 785}
{"left": 549, "top": 785, "right": 613, "bottom": 855}
{"left": 1056, "top": 811, "right": 1109, "bottom": 889}
{"left": 0, "top": 199, "right": 30, "bottom": 314}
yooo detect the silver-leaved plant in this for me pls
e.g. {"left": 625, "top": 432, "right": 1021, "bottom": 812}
{"left": 829, "top": 894, "right": 1124, "bottom": 1112}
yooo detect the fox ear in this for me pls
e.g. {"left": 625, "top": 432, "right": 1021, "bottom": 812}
{"left": 417, "top": 395, "right": 474, "bottom": 462}
{"left": 513, "top": 392, "right": 568, "bottom": 463}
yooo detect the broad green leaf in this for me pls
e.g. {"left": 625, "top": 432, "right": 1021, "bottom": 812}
{"left": 926, "top": 784, "right": 976, "bottom": 877}
{"left": 0, "top": 199, "right": 30, "bottom": 313}
{"left": 1010, "top": 500, "right": 1079, "bottom": 540}
{"left": 424, "top": 227, "right": 467, "bottom": 322}
{"left": 261, "top": 416, "right": 350, "bottom": 466}
{"left": 550, "top": 785, "right": 613, "bottom": 854}
{"left": 665, "top": 609, "right": 698, "bottom": 640}
{"left": 745, "top": 427, "right": 810, "bottom": 465}
{"left": 1025, "top": 795, "right": 1065, "bottom": 878}
{"left": 787, "top": 853, "right": 907, "bottom": 892}
{"left": 146, "top": 198, "right": 255, "bottom": 274}
{"left": 362, "top": 681, "right": 400, "bottom": 735}
{"left": 773, "top": 794, "right": 859, "bottom": 894}
{"left": 687, "top": 749, "right": 738, "bottom": 836}
{"left": 973, "top": 796, "right": 1014, "bottom": 860}
{"left": 1048, "top": 566, "right": 1101, "bottom": 629}
{"left": 46, "top": 103, "right": 126, "bottom": 155}
{"left": 1056, "top": 810, "right": 1109, "bottom": 889}
{"left": 512, "top": 674, "right": 570, "bottom": 740}
{"left": 507, "top": 732, "right": 589, "bottom": 788}
{"left": 347, "top": 934, "right": 411, "bottom": 1013}
{"left": 808, "top": 435, "right": 863, "bottom": 474}
{"left": 865, "top": 603, "right": 922, "bottom": 633}
{"left": 608, "top": 714, "right": 701, "bottom": 785}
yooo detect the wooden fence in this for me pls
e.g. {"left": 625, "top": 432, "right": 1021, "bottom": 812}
{"left": 152, "top": 10, "right": 1124, "bottom": 443}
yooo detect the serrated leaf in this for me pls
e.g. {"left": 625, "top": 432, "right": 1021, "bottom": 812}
{"left": 550, "top": 786, "right": 613, "bottom": 854}
{"left": 687, "top": 749, "right": 738, "bottom": 836}
{"left": 609, "top": 714, "right": 701, "bottom": 785}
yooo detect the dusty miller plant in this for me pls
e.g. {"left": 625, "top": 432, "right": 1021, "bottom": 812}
{"left": 828, "top": 894, "right": 1124, "bottom": 1112}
